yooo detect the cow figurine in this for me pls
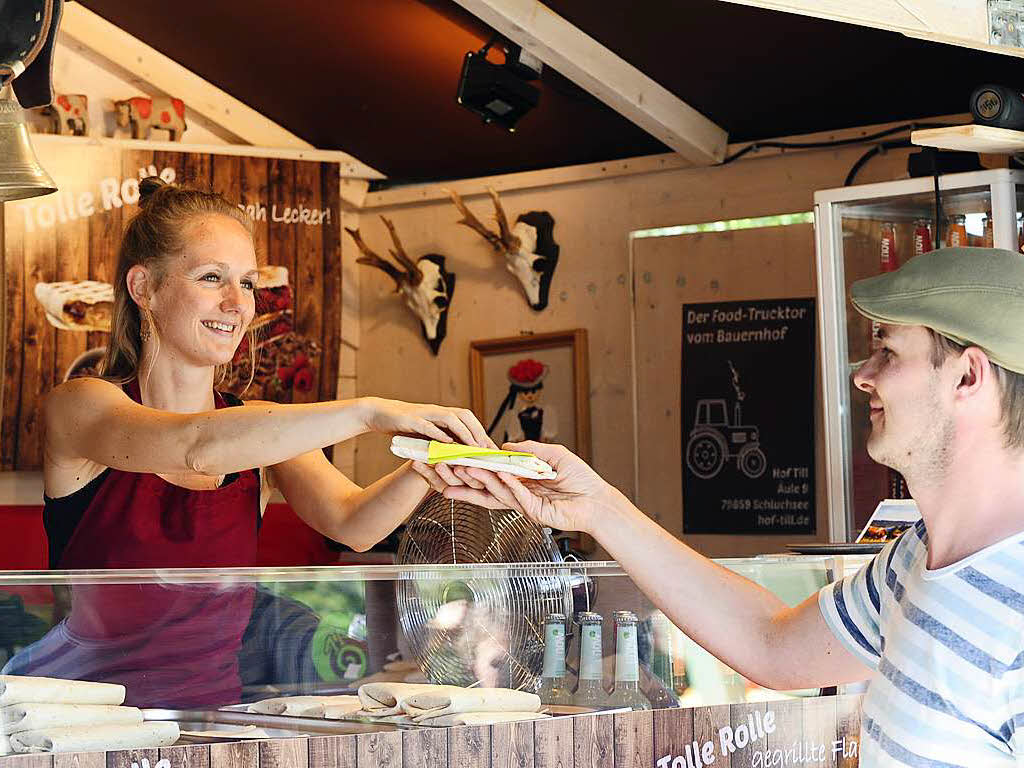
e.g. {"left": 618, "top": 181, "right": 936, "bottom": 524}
{"left": 447, "top": 188, "right": 559, "bottom": 311}
{"left": 41, "top": 94, "right": 88, "bottom": 135}
{"left": 114, "top": 96, "right": 187, "bottom": 141}
{"left": 345, "top": 217, "right": 455, "bottom": 355}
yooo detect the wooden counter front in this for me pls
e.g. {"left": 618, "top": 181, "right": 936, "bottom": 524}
{"left": 0, "top": 695, "right": 863, "bottom": 768}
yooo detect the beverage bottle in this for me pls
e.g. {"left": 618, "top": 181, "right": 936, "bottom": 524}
{"left": 608, "top": 611, "right": 651, "bottom": 710}
{"left": 912, "top": 219, "right": 933, "bottom": 258}
{"left": 948, "top": 215, "right": 969, "bottom": 247}
{"left": 536, "top": 613, "right": 572, "bottom": 705}
{"left": 879, "top": 222, "right": 898, "bottom": 272}
{"left": 572, "top": 611, "right": 610, "bottom": 707}
{"left": 871, "top": 222, "right": 900, "bottom": 346}
{"left": 649, "top": 610, "right": 675, "bottom": 689}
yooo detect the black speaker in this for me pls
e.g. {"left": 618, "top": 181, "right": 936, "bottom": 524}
{"left": 970, "top": 84, "right": 1024, "bottom": 130}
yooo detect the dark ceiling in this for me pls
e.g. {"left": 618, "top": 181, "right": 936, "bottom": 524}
{"left": 80, "top": 0, "right": 1024, "bottom": 185}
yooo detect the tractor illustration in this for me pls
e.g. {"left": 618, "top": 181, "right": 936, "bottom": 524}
{"left": 685, "top": 398, "right": 767, "bottom": 480}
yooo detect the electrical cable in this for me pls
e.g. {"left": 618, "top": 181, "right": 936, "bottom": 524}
{"left": 932, "top": 147, "right": 944, "bottom": 246}
{"left": 721, "top": 121, "right": 956, "bottom": 165}
{"left": 843, "top": 137, "right": 913, "bottom": 186}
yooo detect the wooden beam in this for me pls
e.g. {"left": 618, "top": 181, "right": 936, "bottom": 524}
{"left": 363, "top": 112, "right": 969, "bottom": 209}
{"left": 450, "top": 0, "right": 727, "bottom": 166}
{"left": 717, "top": 0, "right": 1024, "bottom": 58}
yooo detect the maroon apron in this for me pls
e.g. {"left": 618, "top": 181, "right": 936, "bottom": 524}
{"left": 12, "top": 381, "right": 259, "bottom": 708}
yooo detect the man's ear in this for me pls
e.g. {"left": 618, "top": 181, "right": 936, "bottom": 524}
{"left": 955, "top": 347, "right": 990, "bottom": 399}
{"left": 126, "top": 265, "right": 151, "bottom": 309}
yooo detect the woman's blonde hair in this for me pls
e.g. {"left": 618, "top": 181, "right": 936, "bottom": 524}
{"left": 101, "top": 177, "right": 258, "bottom": 390}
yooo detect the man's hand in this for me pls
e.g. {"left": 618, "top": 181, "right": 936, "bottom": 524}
{"left": 421, "top": 441, "right": 618, "bottom": 535}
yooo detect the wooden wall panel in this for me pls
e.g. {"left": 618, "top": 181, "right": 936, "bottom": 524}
{"left": 292, "top": 161, "right": 324, "bottom": 405}
{"left": 267, "top": 160, "right": 297, "bottom": 283}
{"left": 319, "top": 164, "right": 342, "bottom": 401}
{"left": 534, "top": 717, "right": 573, "bottom": 768}
{"left": 160, "top": 744, "right": 209, "bottom": 768}
{"left": 258, "top": 739, "right": 306, "bottom": 768}
{"left": 449, "top": 725, "right": 489, "bottom": 768}
{"left": 5, "top": 757, "right": 52, "bottom": 768}
{"left": 356, "top": 731, "right": 402, "bottom": 768}
{"left": 572, "top": 713, "right": 613, "bottom": 768}
{"left": 836, "top": 694, "right": 862, "bottom": 768}
{"left": 491, "top": 720, "right": 533, "bottom": 768}
{"left": 53, "top": 184, "right": 90, "bottom": 388}
{"left": 54, "top": 753, "right": 106, "bottom": 768}
{"left": 106, "top": 748, "right": 157, "bottom": 768}
{"left": 652, "top": 708, "right": 693, "bottom": 767}
{"left": 17, "top": 207, "right": 57, "bottom": 467}
{"left": 2, "top": 202, "right": 25, "bottom": 469}
{"left": 307, "top": 736, "right": 356, "bottom": 768}
{"left": 401, "top": 729, "right": 446, "bottom": 768}
{"left": 241, "top": 158, "right": 269, "bottom": 264}
{"left": 694, "top": 705, "right": 731, "bottom": 767}
{"left": 613, "top": 710, "right": 653, "bottom": 768}
{"left": 803, "top": 696, "right": 839, "bottom": 768}
{"left": 209, "top": 741, "right": 257, "bottom": 768}
{"left": 183, "top": 153, "right": 213, "bottom": 192}
{"left": 211, "top": 155, "right": 242, "bottom": 204}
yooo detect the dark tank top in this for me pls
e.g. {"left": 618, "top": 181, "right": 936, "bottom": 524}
{"left": 11, "top": 379, "right": 262, "bottom": 708}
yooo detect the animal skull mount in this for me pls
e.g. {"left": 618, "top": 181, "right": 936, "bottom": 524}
{"left": 447, "top": 187, "right": 559, "bottom": 311}
{"left": 345, "top": 217, "right": 455, "bottom": 355}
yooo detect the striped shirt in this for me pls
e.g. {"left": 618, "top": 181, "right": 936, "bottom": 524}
{"left": 819, "top": 520, "right": 1024, "bottom": 767}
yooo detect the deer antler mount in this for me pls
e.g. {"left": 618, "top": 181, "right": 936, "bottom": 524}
{"left": 345, "top": 217, "right": 455, "bottom": 355}
{"left": 446, "top": 187, "right": 559, "bottom": 311}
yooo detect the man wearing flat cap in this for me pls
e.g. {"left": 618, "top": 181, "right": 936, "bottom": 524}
{"left": 433, "top": 247, "right": 1024, "bottom": 766}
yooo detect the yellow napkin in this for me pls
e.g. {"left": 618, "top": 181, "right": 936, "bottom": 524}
{"left": 427, "top": 441, "right": 532, "bottom": 464}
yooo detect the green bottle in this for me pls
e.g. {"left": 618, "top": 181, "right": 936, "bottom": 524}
{"left": 536, "top": 613, "right": 572, "bottom": 705}
{"left": 572, "top": 611, "right": 610, "bottom": 707}
{"left": 608, "top": 611, "right": 651, "bottom": 710}
{"left": 650, "top": 610, "right": 675, "bottom": 689}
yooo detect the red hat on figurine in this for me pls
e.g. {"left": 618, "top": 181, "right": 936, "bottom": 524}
{"left": 508, "top": 358, "right": 547, "bottom": 388}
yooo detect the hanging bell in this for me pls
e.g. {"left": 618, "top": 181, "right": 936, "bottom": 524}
{"left": 0, "top": 87, "right": 57, "bottom": 202}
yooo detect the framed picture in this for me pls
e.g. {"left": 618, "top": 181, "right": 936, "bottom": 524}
{"left": 470, "top": 329, "right": 591, "bottom": 463}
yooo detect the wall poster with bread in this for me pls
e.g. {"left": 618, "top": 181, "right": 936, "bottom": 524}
{"left": 1, "top": 140, "right": 342, "bottom": 470}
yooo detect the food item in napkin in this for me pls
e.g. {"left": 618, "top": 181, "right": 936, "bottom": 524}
{"left": 390, "top": 437, "right": 556, "bottom": 480}
{"left": 1, "top": 703, "right": 142, "bottom": 734}
{"left": 415, "top": 711, "right": 550, "bottom": 727}
{"left": 34, "top": 281, "right": 114, "bottom": 332}
{"left": 9, "top": 722, "right": 179, "bottom": 753}
{"left": 321, "top": 697, "right": 363, "bottom": 719}
{"left": 247, "top": 696, "right": 328, "bottom": 717}
{"left": 357, "top": 682, "right": 463, "bottom": 717}
{"left": 247, "top": 694, "right": 362, "bottom": 718}
{"left": 403, "top": 688, "right": 541, "bottom": 721}
{"left": 0, "top": 676, "right": 126, "bottom": 707}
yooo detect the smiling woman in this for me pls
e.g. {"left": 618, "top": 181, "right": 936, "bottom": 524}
{"left": 17, "top": 178, "right": 497, "bottom": 707}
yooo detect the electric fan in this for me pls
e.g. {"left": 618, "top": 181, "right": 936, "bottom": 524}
{"left": 395, "top": 493, "right": 588, "bottom": 691}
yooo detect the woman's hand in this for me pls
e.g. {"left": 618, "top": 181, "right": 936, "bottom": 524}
{"left": 360, "top": 396, "right": 496, "bottom": 448}
{"left": 429, "top": 441, "right": 618, "bottom": 535}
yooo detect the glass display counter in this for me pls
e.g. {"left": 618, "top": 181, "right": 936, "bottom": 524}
{"left": 0, "top": 556, "right": 863, "bottom": 718}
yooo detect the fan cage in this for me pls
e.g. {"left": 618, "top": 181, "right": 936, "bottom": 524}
{"left": 396, "top": 495, "right": 576, "bottom": 690}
